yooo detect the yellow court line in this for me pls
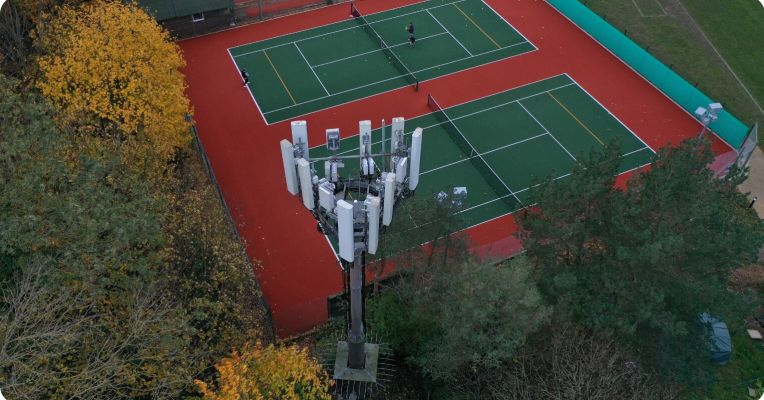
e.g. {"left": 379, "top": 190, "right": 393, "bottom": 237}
{"left": 263, "top": 50, "right": 296, "bottom": 105}
{"left": 453, "top": 3, "right": 501, "bottom": 49}
{"left": 548, "top": 92, "right": 605, "bottom": 146}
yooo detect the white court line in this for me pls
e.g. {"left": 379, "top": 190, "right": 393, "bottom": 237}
{"left": 294, "top": 42, "right": 330, "bottom": 96}
{"left": 421, "top": 132, "right": 549, "bottom": 175}
{"left": 546, "top": 7, "right": 736, "bottom": 151}
{"left": 231, "top": 0, "right": 468, "bottom": 58}
{"left": 517, "top": 101, "right": 577, "bottom": 161}
{"left": 227, "top": 48, "right": 267, "bottom": 124}
{"left": 427, "top": 9, "right": 473, "bottom": 56}
{"left": 332, "top": 80, "right": 576, "bottom": 157}
{"left": 311, "top": 32, "right": 449, "bottom": 68}
{"left": 480, "top": 0, "right": 537, "bottom": 50}
{"left": 631, "top": 0, "right": 667, "bottom": 17}
{"left": 563, "top": 73, "right": 656, "bottom": 154}
{"left": 263, "top": 41, "right": 532, "bottom": 115}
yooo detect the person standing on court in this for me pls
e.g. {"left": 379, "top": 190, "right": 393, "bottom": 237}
{"left": 406, "top": 22, "right": 416, "bottom": 47}
{"left": 241, "top": 68, "right": 250, "bottom": 87}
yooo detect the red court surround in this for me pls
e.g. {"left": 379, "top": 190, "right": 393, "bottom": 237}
{"left": 179, "top": 0, "right": 731, "bottom": 338}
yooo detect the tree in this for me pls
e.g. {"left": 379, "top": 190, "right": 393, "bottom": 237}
{"left": 518, "top": 138, "right": 764, "bottom": 384}
{"left": 487, "top": 324, "right": 678, "bottom": 400}
{"left": 0, "top": 73, "right": 194, "bottom": 398}
{"left": 369, "top": 254, "right": 550, "bottom": 392}
{"left": 195, "top": 342, "right": 333, "bottom": 400}
{"left": 0, "top": 0, "right": 35, "bottom": 78}
{"left": 165, "top": 151, "right": 272, "bottom": 381}
{"left": 35, "top": 0, "right": 190, "bottom": 176}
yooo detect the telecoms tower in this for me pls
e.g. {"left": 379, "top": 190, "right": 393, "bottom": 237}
{"left": 280, "top": 118, "right": 423, "bottom": 399}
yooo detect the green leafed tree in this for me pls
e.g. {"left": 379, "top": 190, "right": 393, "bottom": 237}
{"left": 518, "top": 138, "right": 763, "bottom": 385}
{"left": 369, "top": 253, "right": 550, "bottom": 392}
{"left": 0, "top": 73, "right": 194, "bottom": 399}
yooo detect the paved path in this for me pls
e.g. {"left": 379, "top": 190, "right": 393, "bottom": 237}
{"left": 736, "top": 147, "right": 764, "bottom": 260}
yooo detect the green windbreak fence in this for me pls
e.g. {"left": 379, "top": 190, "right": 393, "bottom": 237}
{"left": 546, "top": 0, "right": 750, "bottom": 149}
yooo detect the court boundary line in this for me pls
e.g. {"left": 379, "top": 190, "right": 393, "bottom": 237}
{"left": 315, "top": 71, "right": 655, "bottom": 260}
{"left": 517, "top": 102, "right": 577, "bottom": 161}
{"left": 231, "top": 0, "right": 468, "bottom": 57}
{"left": 311, "top": 31, "right": 448, "bottom": 68}
{"left": 313, "top": 75, "right": 652, "bottom": 218}
{"left": 481, "top": 0, "right": 535, "bottom": 46}
{"left": 431, "top": 99, "right": 527, "bottom": 208}
{"left": 295, "top": 42, "right": 330, "bottom": 96}
{"left": 563, "top": 73, "right": 656, "bottom": 153}
{"left": 357, "top": 157, "right": 652, "bottom": 258}
{"left": 453, "top": 2, "right": 501, "bottom": 48}
{"left": 426, "top": 9, "right": 473, "bottom": 56}
{"left": 329, "top": 77, "right": 577, "bottom": 157}
{"left": 227, "top": 0, "right": 538, "bottom": 124}
{"left": 547, "top": 91, "right": 605, "bottom": 146}
{"left": 455, "top": 157, "right": 651, "bottom": 216}
{"left": 227, "top": 48, "right": 267, "bottom": 123}
{"left": 420, "top": 132, "right": 549, "bottom": 175}
{"left": 263, "top": 41, "right": 533, "bottom": 116}
{"left": 546, "top": 4, "right": 735, "bottom": 151}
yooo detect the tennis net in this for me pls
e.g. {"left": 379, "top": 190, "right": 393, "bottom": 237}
{"left": 351, "top": 2, "right": 419, "bottom": 91}
{"left": 427, "top": 94, "right": 523, "bottom": 209}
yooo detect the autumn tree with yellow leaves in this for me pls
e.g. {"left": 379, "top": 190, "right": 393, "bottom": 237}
{"left": 196, "top": 342, "right": 333, "bottom": 400}
{"left": 35, "top": 0, "right": 191, "bottom": 173}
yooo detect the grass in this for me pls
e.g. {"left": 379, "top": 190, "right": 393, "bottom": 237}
{"left": 583, "top": 0, "right": 764, "bottom": 129}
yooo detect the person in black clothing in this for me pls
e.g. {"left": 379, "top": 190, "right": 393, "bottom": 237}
{"left": 406, "top": 22, "right": 415, "bottom": 47}
{"left": 241, "top": 69, "right": 250, "bottom": 86}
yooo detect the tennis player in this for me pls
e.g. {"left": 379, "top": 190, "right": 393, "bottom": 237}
{"left": 241, "top": 69, "right": 250, "bottom": 86}
{"left": 406, "top": 22, "right": 416, "bottom": 47}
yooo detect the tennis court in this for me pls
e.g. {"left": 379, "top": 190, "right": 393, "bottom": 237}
{"left": 229, "top": 0, "right": 536, "bottom": 124}
{"left": 311, "top": 74, "right": 654, "bottom": 239}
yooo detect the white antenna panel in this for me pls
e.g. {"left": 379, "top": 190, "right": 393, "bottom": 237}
{"left": 318, "top": 182, "right": 335, "bottom": 211}
{"left": 280, "top": 139, "right": 298, "bottom": 195}
{"left": 366, "top": 196, "right": 380, "bottom": 254}
{"left": 326, "top": 128, "right": 340, "bottom": 152}
{"left": 396, "top": 157, "right": 407, "bottom": 183}
{"left": 359, "top": 120, "right": 372, "bottom": 169}
{"left": 391, "top": 117, "right": 404, "bottom": 151}
{"left": 362, "top": 157, "right": 375, "bottom": 176}
{"left": 409, "top": 128, "right": 422, "bottom": 191}
{"left": 297, "top": 158, "right": 314, "bottom": 210}
{"left": 383, "top": 173, "right": 395, "bottom": 226}
{"left": 337, "top": 200, "right": 355, "bottom": 262}
{"left": 290, "top": 120, "right": 309, "bottom": 160}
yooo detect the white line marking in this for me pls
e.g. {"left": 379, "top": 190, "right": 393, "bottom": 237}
{"left": 480, "top": 0, "right": 537, "bottom": 50}
{"left": 310, "top": 32, "right": 449, "bottom": 68}
{"left": 227, "top": 48, "right": 267, "bottom": 124}
{"left": 563, "top": 73, "right": 655, "bottom": 153}
{"left": 546, "top": 6, "right": 735, "bottom": 151}
{"left": 231, "top": 0, "right": 468, "bottom": 57}
{"left": 421, "top": 132, "right": 550, "bottom": 175}
{"left": 517, "top": 101, "right": 577, "bottom": 161}
{"left": 294, "top": 42, "right": 330, "bottom": 96}
{"left": 264, "top": 41, "right": 532, "bottom": 115}
{"left": 332, "top": 80, "right": 577, "bottom": 156}
{"left": 427, "top": 9, "right": 473, "bottom": 56}
{"left": 676, "top": 0, "right": 764, "bottom": 119}
{"left": 631, "top": 0, "right": 667, "bottom": 17}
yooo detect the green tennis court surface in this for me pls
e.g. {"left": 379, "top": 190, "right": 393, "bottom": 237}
{"left": 229, "top": 0, "right": 536, "bottom": 124}
{"left": 311, "top": 74, "right": 654, "bottom": 244}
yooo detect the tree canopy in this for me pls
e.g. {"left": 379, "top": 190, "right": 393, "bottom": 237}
{"left": 35, "top": 0, "right": 190, "bottom": 171}
{"left": 518, "top": 139, "right": 763, "bottom": 384}
{"left": 195, "top": 342, "right": 333, "bottom": 400}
